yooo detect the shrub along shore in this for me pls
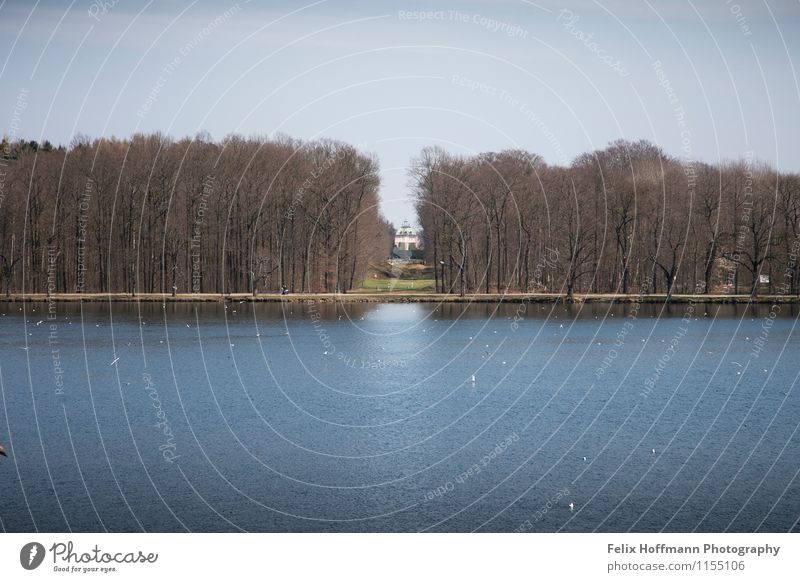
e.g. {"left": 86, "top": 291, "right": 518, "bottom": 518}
{"left": 1, "top": 292, "right": 797, "bottom": 304}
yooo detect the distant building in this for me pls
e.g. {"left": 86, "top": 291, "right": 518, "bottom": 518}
{"left": 394, "top": 220, "right": 420, "bottom": 250}
{"left": 392, "top": 220, "right": 424, "bottom": 261}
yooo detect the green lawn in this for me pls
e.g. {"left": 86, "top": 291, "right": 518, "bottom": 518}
{"left": 356, "top": 278, "right": 436, "bottom": 292}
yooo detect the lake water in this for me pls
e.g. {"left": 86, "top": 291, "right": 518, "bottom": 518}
{"left": 0, "top": 300, "right": 798, "bottom": 532}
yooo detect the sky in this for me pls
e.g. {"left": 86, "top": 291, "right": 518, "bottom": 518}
{"left": 1, "top": 0, "right": 799, "bottom": 227}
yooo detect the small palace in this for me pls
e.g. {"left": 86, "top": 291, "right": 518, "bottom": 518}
{"left": 392, "top": 220, "right": 423, "bottom": 261}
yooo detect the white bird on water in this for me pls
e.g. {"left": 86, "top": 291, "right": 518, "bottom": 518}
{"left": 651, "top": 448, "right": 656, "bottom": 455}
{"left": 583, "top": 456, "right": 587, "bottom": 462}
{"left": 568, "top": 502, "right": 574, "bottom": 512}
{"left": 470, "top": 375, "right": 476, "bottom": 384}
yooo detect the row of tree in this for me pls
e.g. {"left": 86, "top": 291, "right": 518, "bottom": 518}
{"left": 0, "top": 133, "right": 392, "bottom": 295}
{"left": 411, "top": 140, "right": 800, "bottom": 297}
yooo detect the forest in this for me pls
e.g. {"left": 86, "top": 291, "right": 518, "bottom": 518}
{"left": 411, "top": 140, "right": 800, "bottom": 297}
{"left": 2, "top": 135, "right": 799, "bottom": 298}
{"left": 0, "top": 133, "right": 392, "bottom": 295}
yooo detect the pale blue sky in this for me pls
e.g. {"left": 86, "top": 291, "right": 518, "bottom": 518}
{"left": 2, "top": 0, "right": 799, "bottom": 226}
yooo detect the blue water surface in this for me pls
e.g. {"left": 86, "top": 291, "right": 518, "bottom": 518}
{"left": 0, "top": 300, "right": 798, "bottom": 532}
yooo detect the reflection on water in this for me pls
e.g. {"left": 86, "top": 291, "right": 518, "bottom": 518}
{"left": 0, "top": 300, "right": 798, "bottom": 532}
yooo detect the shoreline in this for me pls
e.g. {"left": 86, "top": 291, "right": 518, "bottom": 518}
{"left": 1, "top": 292, "right": 798, "bottom": 304}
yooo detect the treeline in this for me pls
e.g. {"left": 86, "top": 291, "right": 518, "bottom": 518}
{"left": 0, "top": 133, "right": 391, "bottom": 295}
{"left": 411, "top": 140, "right": 800, "bottom": 297}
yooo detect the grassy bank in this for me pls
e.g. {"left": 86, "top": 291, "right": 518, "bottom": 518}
{"left": 355, "top": 261, "right": 435, "bottom": 292}
{"left": 2, "top": 292, "right": 798, "bottom": 304}
{"left": 358, "top": 278, "right": 436, "bottom": 292}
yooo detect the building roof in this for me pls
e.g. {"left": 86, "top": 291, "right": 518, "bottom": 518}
{"left": 396, "top": 219, "right": 416, "bottom": 236}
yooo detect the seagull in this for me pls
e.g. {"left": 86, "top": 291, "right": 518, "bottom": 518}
{"left": 110, "top": 357, "right": 120, "bottom": 366}
{"left": 470, "top": 375, "right": 476, "bottom": 383}
{"left": 651, "top": 448, "right": 656, "bottom": 455}
{"left": 583, "top": 456, "right": 587, "bottom": 462}
{"left": 0, "top": 444, "right": 7, "bottom": 457}
{"left": 568, "top": 502, "right": 574, "bottom": 512}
